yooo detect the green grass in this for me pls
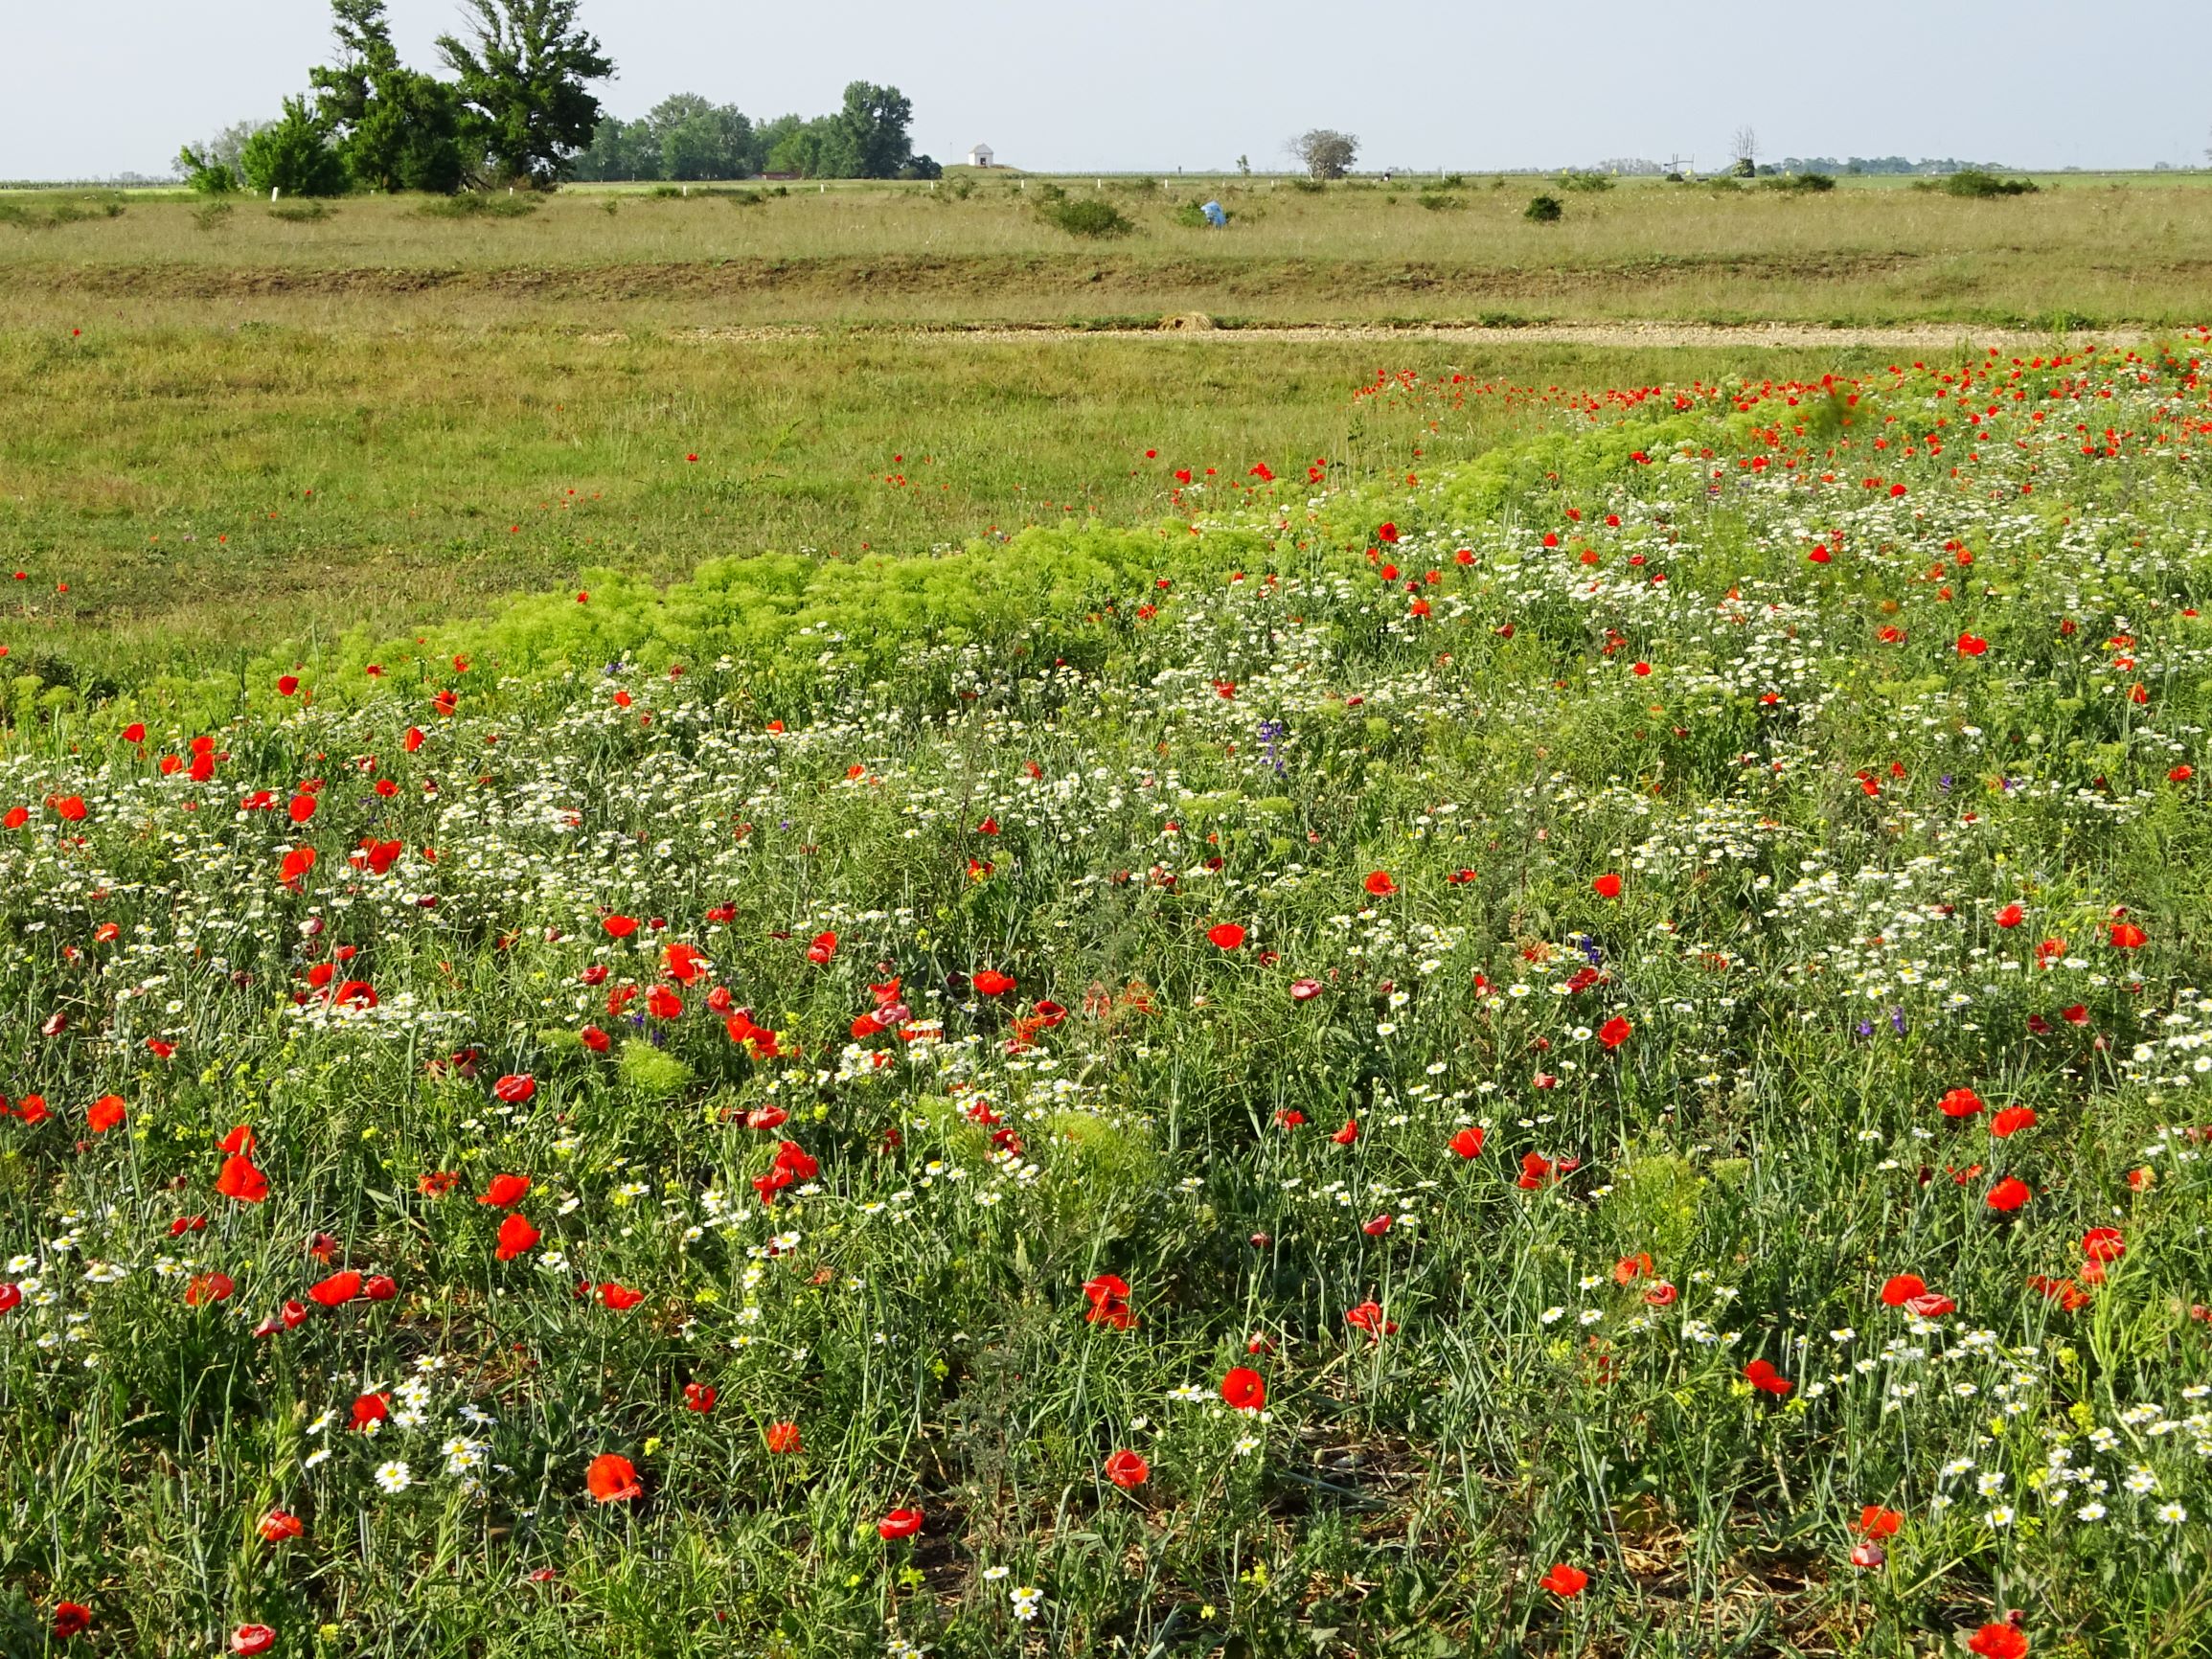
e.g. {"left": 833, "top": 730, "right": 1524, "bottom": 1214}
{"left": 0, "top": 327, "right": 1914, "bottom": 682}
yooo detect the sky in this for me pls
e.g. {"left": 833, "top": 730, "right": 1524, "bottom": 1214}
{"left": 5, "top": 0, "right": 2207, "bottom": 180}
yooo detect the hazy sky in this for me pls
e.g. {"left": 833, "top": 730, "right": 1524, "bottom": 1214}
{"left": 6, "top": 0, "right": 2207, "bottom": 179}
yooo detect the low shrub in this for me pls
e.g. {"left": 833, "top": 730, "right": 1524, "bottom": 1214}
{"left": 1525, "top": 193, "right": 1563, "bottom": 222}
{"left": 1042, "top": 196, "right": 1134, "bottom": 239}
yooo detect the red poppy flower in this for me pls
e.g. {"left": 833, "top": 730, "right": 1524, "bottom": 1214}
{"left": 971, "top": 969, "right": 1016, "bottom": 996}
{"left": 258, "top": 1510, "right": 304, "bottom": 1542}
{"left": 1905, "top": 1291, "right": 1956, "bottom": 1318}
{"left": 216, "top": 1153, "right": 269, "bottom": 1204}
{"left": 647, "top": 986, "right": 684, "bottom": 1019}
{"left": 2082, "top": 1227, "right": 2126, "bottom": 1263}
{"left": 1966, "top": 1625, "right": 2028, "bottom": 1659}
{"left": 878, "top": 1506, "right": 924, "bottom": 1539}
{"left": 683, "top": 1382, "right": 717, "bottom": 1412}
{"left": 1990, "top": 1106, "right": 2037, "bottom": 1138}
{"left": 351, "top": 1392, "right": 389, "bottom": 1430}
{"left": 1539, "top": 1564, "right": 1588, "bottom": 1598}
{"left": 1344, "top": 1300, "right": 1398, "bottom": 1336}
{"left": 1448, "top": 1126, "right": 1485, "bottom": 1159}
{"left": 86, "top": 1094, "right": 125, "bottom": 1132}
{"left": 1330, "top": 1117, "right": 1359, "bottom": 1145}
{"left": 1854, "top": 1505, "right": 1902, "bottom": 1538}
{"left": 231, "top": 1627, "right": 277, "bottom": 1657}
{"left": 580, "top": 1024, "right": 611, "bottom": 1053}
{"left": 478, "top": 1173, "right": 529, "bottom": 1207}
{"left": 1986, "top": 1176, "right": 2032, "bottom": 1214}
{"left": 587, "top": 1453, "right": 643, "bottom": 1502}
{"left": 364, "top": 1275, "right": 397, "bottom": 1301}
{"left": 1955, "top": 633, "right": 1989, "bottom": 656}
{"left": 493, "top": 1074, "right": 536, "bottom": 1103}
{"left": 279, "top": 847, "right": 316, "bottom": 887}
{"left": 53, "top": 1602, "right": 92, "bottom": 1640}
{"left": 1880, "top": 1274, "right": 1927, "bottom": 1307}
{"left": 1743, "top": 1358, "right": 1792, "bottom": 1397}
{"left": 1517, "top": 1151, "right": 1559, "bottom": 1190}
{"left": 1206, "top": 922, "right": 1246, "bottom": 950}
{"left": 1597, "top": 1016, "right": 1631, "bottom": 1050}
{"left": 287, "top": 793, "right": 316, "bottom": 825}
{"left": 184, "top": 1272, "right": 234, "bottom": 1307}
{"left": 2109, "top": 921, "right": 2147, "bottom": 948}
{"left": 1105, "top": 1448, "right": 1150, "bottom": 1488}
{"left": 598, "top": 1283, "right": 645, "bottom": 1311}
{"left": 418, "top": 1170, "right": 458, "bottom": 1196}
{"left": 803, "top": 930, "right": 838, "bottom": 966}
{"left": 0, "top": 1284, "right": 20, "bottom": 1314}
{"left": 665, "top": 942, "right": 708, "bottom": 983}
{"left": 308, "top": 1270, "right": 362, "bottom": 1307}
{"left": 1220, "top": 1366, "right": 1266, "bottom": 1410}
{"left": 766, "top": 1420, "right": 801, "bottom": 1453}
{"left": 1994, "top": 902, "right": 2024, "bottom": 928}
{"left": 1937, "top": 1087, "right": 1984, "bottom": 1119}
{"left": 1591, "top": 873, "right": 1622, "bottom": 898}
{"left": 1290, "top": 978, "right": 1323, "bottom": 1001}
{"left": 1362, "top": 871, "right": 1398, "bottom": 898}
{"left": 603, "top": 915, "right": 638, "bottom": 940}
{"left": 495, "top": 1214, "right": 540, "bottom": 1261}
{"left": 55, "top": 795, "right": 86, "bottom": 822}
{"left": 1083, "top": 1272, "right": 1135, "bottom": 1329}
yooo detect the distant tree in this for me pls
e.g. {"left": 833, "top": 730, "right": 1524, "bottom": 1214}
{"left": 573, "top": 116, "right": 657, "bottom": 181}
{"left": 764, "top": 117, "right": 833, "bottom": 178}
{"left": 310, "top": 0, "right": 467, "bottom": 193}
{"left": 308, "top": 0, "right": 398, "bottom": 131}
{"left": 899, "top": 154, "right": 942, "bottom": 181}
{"left": 239, "top": 98, "right": 349, "bottom": 196}
{"left": 648, "top": 94, "right": 755, "bottom": 180}
{"left": 437, "top": 0, "right": 614, "bottom": 185}
{"left": 1290, "top": 129, "right": 1357, "bottom": 180}
{"left": 833, "top": 81, "right": 916, "bottom": 178}
{"left": 175, "top": 145, "right": 239, "bottom": 194}
{"left": 1729, "top": 125, "right": 1759, "bottom": 178}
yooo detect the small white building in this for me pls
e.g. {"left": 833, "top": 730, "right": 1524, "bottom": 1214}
{"left": 968, "top": 144, "right": 995, "bottom": 169}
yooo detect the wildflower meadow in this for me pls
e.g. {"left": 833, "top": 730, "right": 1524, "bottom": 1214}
{"left": 7, "top": 335, "right": 2212, "bottom": 1657}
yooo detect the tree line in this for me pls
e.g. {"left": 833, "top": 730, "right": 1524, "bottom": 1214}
{"left": 178, "top": 0, "right": 930, "bottom": 197}
{"left": 573, "top": 88, "right": 937, "bottom": 182}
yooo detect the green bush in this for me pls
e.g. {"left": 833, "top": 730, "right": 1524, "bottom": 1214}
{"left": 1416, "top": 192, "right": 1464, "bottom": 212}
{"left": 175, "top": 146, "right": 239, "bottom": 195}
{"left": 1524, "top": 193, "right": 1562, "bottom": 222}
{"left": 238, "top": 98, "right": 348, "bottom": 198}
{"left": 416, "top": 193, "right": 542, "bottom": 219}
{"left": 1938, "top": 169, "right": 2039, "bottom": 197}
{"left": 1556, "top": 170, "right": 1613, "bottom": 193}
{"left": 1043, "top": 196, "right": 1134, "bottom": 239}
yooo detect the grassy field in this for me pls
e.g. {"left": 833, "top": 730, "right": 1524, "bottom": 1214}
{"left": 1, "top": 175, "right": 2208, "bottom": 330}
{"left": 6, "top": 176, "right": 2206, "bottom": 682}
{"left": 0, "top": 323, "right": 1923, "bottom": 682}
{"left": 3, "top": 167, "right": 2212, "bottom": 1657}
{"left": 4, "top": 346, "right": 2212, "bottom": 1657}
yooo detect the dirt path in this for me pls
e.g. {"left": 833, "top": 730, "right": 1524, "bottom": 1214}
{"left": 650, "top": 319, "right": 2131, "bottom": 351}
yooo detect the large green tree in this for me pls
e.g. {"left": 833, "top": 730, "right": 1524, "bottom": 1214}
{"left": 309, "top": 0, "right": 467, "bottom": 192}
{"left": 648, "top": 94, "right": 755, "bottom": 180}
{"left": 832, "top": 81, "right": 914, "bottom": 179}
{"left": 437, "top": 0, "right": 614, "bottom": 185}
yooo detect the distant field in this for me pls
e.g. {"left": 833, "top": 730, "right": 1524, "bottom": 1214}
{"left": 0, "top": 173, "right": 2208, "bottom": 330}
{"left": 0, "top": 172, "right": 2204, "bottom": 682}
